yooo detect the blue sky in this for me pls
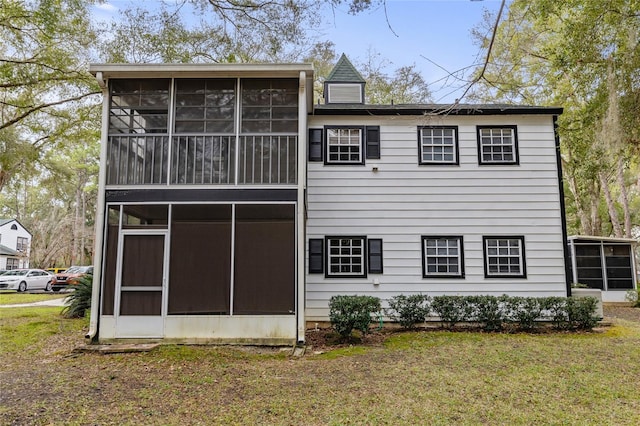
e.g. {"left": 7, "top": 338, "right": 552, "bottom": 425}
{"left": 322, "top": 0, "right": 504, "bottom": 101}
{"left": 94, "top": 0, "right": 505, "bottom": 102}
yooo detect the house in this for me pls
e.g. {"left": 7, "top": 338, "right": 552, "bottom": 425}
{"left": 87, "top": 55, "right": 570, "bottom": 344}
{"left": 568, "top": 235, "right": 638, "bottom": 302}
{"left": 0, "top": 219, "right": 31, "bottom": 270}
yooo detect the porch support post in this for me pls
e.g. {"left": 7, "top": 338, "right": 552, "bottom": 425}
{"left": 86, "top": 73, "right": 110, "bottom": 341}
{"left": 296, "top": 71, "right": 308, "bottom": 344}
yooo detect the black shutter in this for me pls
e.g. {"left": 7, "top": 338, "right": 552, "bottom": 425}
{"left": 309, "top": 128, "right": 323, "bottom": 162}
{"left": 365, "top": 126, "right": 380, "bottom": 159}
{"left": 309, "top": 238, "right": 324, "bottom": 273}
{"left": 368, "top": 239, "right": 383, "bottom": 273}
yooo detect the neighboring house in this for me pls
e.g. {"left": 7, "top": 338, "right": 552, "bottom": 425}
{"left": 87, "top": 55, "right": 570, "bottom": 344}
{"left": 0, "top": 219, "right": 31, "bottom": 270}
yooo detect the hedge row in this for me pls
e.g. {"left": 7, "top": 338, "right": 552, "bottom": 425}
{"left": 329, "top": 294, "right": 600, "bottom": 336}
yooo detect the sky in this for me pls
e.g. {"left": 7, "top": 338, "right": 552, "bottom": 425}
{"left": 93, "top": 0, "right": 506, "bottom": 102}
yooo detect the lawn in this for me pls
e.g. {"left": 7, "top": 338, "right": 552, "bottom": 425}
{"left": 0, "top": 290, "right": 67, "bottom": 305}
{"left": 1, "top": 307, "right": 639, "bottom": 425}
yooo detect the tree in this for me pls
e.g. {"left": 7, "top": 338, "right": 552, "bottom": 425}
{"left": 0, "top": 0, "right": 101, "bottom": 192}
{"left": 470, "top": 0, "right": 640, "bottom": 237}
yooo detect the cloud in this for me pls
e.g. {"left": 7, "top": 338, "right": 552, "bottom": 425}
{"left": 95, "top": 3, "right": 118, "bottom": 12}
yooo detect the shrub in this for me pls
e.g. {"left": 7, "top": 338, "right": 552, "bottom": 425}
{"left": 431, "top": 296, "right": 473, "bottom": 328}
{"left": 385, "top": 294, "right": 430, "bottom": 329}
{"left": 625, "top": 288, "right": 640, "bottom": 307}
{"left": 566, "top": 296, "right": 599, "bottom": 330}
{"left": 541, "top": 297, "right": 569, "bottom": 329}
{"left": 329, "top": 295, "right": 381, "bottom": 338}
{"left": 504, "top": 297, "right": 543, "bottom": 330}
{"left": 61, "top": 275, "right": 93, "bottom": 319}
{"left": 470, "top": 295, "right": 507, "bottom": 331}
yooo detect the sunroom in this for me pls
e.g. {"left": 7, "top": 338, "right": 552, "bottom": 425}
{"left": 88, "top": 64, "right": 313, "bottom": 344}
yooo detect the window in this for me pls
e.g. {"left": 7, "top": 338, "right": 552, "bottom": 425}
{"left": 477, "top": 126, "right": 518, "bottom": 165}
{"left": 109, "top": 79, "right": 170, "bottom": 134}
{"left": 174, "top": 79, "right": 235, "bottom": 133}
{"left": 483, "top": 236, "right": 526, "bottom": 278}
{"left": 327, "top": 237, "right": 366, "bottom": 277}
{"left": 311, "top": 236, "right": 383, "bottom": 278}
{"left": 6, "top": 258, "right": 18, "bottom": 270}
{"left": 422, "top": 236, "right": 464, "bottom": 278}
{"left": 419, "top": 126, "right": 458, "bottom": 165}
{"left": 241, "top": 79, "right": 298, "bottom": 133}
{"left": 325, "top": 127, "right": 363, "bottom": 164}
{"left": 16, "top": 237, "right": 28, "bottom": 252}
{"left": 324, "top": 126, "right": 380, "bottom": 165}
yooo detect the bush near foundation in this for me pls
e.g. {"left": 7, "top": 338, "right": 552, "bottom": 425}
{"left": 431, "top": 295, "right": 474, "bottom": 328}
{"left": 625, "top": 288, "right": 640, "bottom": 307}
{"left": 329, "top": 295, "right": 381, "bottom": 338}
{"left": 385, "top": 294, "right": 431, "bottom": 329}
{"left": 416, "top": 294, "right": 599, "bottom": 331}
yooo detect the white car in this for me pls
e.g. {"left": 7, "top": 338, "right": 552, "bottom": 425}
{"left": 0, "top": 269, "right": 53, "bottom": 292}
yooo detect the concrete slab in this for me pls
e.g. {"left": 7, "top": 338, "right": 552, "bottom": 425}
{"left": 73, "top": 343, "right": 160, "bottom": 354}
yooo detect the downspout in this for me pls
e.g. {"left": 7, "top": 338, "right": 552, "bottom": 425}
{"left": 553, "top": 115, "right": 572, "bottom": 297}
{"left": 86, "top": 71, "right": 109, "bottom": 341}
{"left": 296, "top": 70, "right": 308, "bottom": 344}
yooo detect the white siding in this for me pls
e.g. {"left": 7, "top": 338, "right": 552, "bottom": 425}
{"left": 0, "top": 220, "right": 31, "bottom": 269}
{"left": 305, "top": 114, "right": 567, "bottom": 320}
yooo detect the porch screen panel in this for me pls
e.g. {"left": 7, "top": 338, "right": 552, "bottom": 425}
{"left": 121, "top": 235, "right": 164, "bottom": 287}
{"left": 575, "top": 245, "right": 604, "bottom": 289}
{"left": 238, "top": 79, "right": 298, "bottom": 185}
{"left": 101, "top": 225, "right": 119, "bottom": 315}
{"left": 120, "top": 291, "right": 162, "bottom": 316}
{"left": 108, "top": 79, "right": 170, "bottom": 185}
{"left": 101, "top": 207, "right": 120, "bottom": 315}
{"left": 168, "top": 205, "right": 232, "bottom": 314}
{"left": 233, "top": 204, "right": 295, "bottom": 315}
{"left": 604, "top": 245, "right": 634, "bottom": 289}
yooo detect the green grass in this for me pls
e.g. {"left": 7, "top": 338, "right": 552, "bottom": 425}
{"left": 0, "top": 306, "right": 86, "bottom": 355}
{"left": 0, "top": 291, "right": 66, "bottom": 305}
{"left": 1, "top": 308, "right": 639, "bottom": 425}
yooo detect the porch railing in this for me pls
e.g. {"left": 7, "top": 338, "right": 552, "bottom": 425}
{"left": 107, "top": 134, "right": 297, "bottom": 185}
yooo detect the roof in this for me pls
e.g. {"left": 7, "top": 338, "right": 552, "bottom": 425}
{"left": 0, "top": 244, "right": 19, "bottom": 256}
{"left": 89, "top": 63, "right": 314, "bottom": 79}
{"left": 0, "top": 218, "right": 31, "bottom": 235}
{"left": 326, "top": 54, "right": 365, "bottom": 83}
{"left": 313, "top": 103, "right": 564, "bottom": 116}
{"left": 568, "top": 235, "right": 639, "bottom": 244}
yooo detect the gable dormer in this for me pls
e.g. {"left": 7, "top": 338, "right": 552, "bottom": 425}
{"left": 324, "top": 54, "right": 366, "bottom": 104}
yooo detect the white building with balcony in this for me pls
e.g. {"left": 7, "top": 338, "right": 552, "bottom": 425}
{"left": 88, "top": 56, "right": 574, "bottom": 344}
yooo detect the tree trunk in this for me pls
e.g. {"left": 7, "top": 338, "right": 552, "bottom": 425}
{"left": 615, "top": 156, "right": 632, "bottom": 238}
{"left": 599, "top": 171, "right": 623, "bottom": 237}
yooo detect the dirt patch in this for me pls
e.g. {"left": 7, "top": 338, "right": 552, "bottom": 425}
{"left": 604, "top": 304, "right": 640, "bottom": 323}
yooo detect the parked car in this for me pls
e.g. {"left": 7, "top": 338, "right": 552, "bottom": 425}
{"left": 51, "top": 266, "right": 93, "bottom": 292}
{"left": 46, "top": 267, "right": 67, "bottom": 275}
{"left": 0, "top": 269, "right": 53, "bottom": 292}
